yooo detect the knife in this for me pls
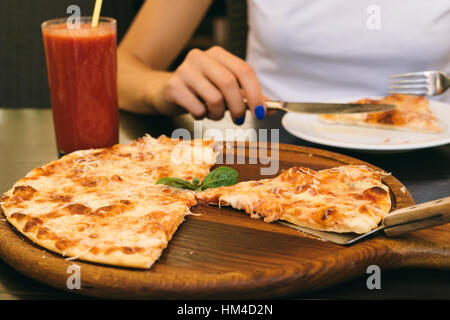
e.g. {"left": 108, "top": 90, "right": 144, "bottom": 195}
{"left": 262, "top": 100, "right": 396, "bottom": 114}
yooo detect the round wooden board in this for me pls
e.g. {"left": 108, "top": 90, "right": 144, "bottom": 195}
{"left": 1, "top": 143, "right": 450, "bottom": 299}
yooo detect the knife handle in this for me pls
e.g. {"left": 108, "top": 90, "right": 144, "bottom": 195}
{"left": 264, "top": 100, "right": 286, "bottom": 111}
{"left": 243, "top": 99, "right": 286, "bottom": 111}
{"left": 383, "top": 196, "right": 450, "bottom": 237}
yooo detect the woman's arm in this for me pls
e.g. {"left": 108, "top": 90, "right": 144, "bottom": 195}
{"left": 118, "top": 0, "right": 265, "bottom": 122}
{"left": 118, "top": 0, "right": 211, "bottom": 115}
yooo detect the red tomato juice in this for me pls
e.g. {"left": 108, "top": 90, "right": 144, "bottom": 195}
{"left": 42, "top": 19, "right": 118, "bottom": 154}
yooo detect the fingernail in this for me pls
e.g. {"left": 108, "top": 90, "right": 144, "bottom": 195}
{"left": 235, "top": 115, "right": 245, "bottom": 125}
{"left": 254, "top": 105, "right": 265, "bottom": 120}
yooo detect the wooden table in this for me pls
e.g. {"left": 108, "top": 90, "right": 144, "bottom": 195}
{"left": 0, "top": 108, "right": 449, "bottom": 299}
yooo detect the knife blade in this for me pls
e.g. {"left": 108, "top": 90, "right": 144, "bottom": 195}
{"left": 265, "top": 100, "right": 396, "bottom": 114}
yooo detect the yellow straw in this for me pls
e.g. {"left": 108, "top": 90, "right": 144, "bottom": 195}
{"left": 91, "top": 0, "right": 103, "bottom": 27}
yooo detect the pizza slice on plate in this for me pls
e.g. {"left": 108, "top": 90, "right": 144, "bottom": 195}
{"left": 319, "top": 94, "right": 442, "bottom": 134}
{"left": 196, "top": 165, "right": 391, "bottom": 234}
{"left": 1, "top": 135, "right": 216, "bottom": 269}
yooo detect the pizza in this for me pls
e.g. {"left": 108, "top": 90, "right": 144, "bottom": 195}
{"left": 0, "top": 135, "right": 216, "bottom": 269}
{"left": 1, "top": 133, "right": 395, "bottom": 270}
{"left": 196, "top": 165, "right": 391, "bottom": 234}
{"left": 319, "top": 94, "right": 442, "bottom": 133}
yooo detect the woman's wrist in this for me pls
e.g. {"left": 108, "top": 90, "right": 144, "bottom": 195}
{"left": 118, "top": 50, "right": 179, "bottom": 115}
{"left": 143, "top": 71, "right": 186, "bottom": 116}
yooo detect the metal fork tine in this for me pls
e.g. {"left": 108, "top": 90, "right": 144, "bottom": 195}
{"left": 388, "top": 90, "right": 427, "bottom": 96}
{"left": 388, "top": 84, "right": 427, "bottom": 90}
{"left": 389, "top": 70, "right": 447, "bottom": 96}
{"left": 389, "top": 72, "right": 428, "bottom": 79}
{"left": 388, "top": 79, "right": 428, "bottom": 85}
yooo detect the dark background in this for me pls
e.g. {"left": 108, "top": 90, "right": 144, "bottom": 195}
{"left": 0, "top": 0, "right": 229, "bottom": 110}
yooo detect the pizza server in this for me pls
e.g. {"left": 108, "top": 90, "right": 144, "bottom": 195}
{"left": 280, "top": 196, "right": 450, "bottom": 245}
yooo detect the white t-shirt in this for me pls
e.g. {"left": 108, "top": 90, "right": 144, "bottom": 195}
{"left": 246, "top": 0, "right": 450, "bottom": 102}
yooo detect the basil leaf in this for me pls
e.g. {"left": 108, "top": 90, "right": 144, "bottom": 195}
{"left": 155, "top": 177, "right": 195, "bottom": 190}
{"left": 199, "top": 166, "right": 238, "bottom": 191}
{"left": 192, "top": 177, "right": 200, "bottom": 189}
{"left": 155, "top": 167, "right": 238, "bottom": 192}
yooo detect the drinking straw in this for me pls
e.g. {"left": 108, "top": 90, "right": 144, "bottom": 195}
{"left": 91, "top": 0, "right": 103, "bottom": 27}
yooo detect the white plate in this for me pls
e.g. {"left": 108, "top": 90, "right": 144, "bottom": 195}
{"left": 281, "top": 97, "right": 450, "bottom": 152}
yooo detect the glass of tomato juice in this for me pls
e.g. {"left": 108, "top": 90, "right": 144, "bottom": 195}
{"left": 41, "top": 17, "right": 119, "bottom": 156}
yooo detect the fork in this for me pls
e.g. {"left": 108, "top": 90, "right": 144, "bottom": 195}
{"left": 388, "top": 71, "right": 450, "bottom": 96}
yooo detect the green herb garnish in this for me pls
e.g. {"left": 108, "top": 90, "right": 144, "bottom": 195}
{"left": 156, "top": 166, "right": 238, "bottom": 192}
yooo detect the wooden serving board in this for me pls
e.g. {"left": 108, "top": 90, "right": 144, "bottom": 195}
{"left": 1, "top": 143, "right": 449, "bottom": 299}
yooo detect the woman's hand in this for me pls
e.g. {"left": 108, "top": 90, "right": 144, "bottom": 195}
{"left": 118, "top": 0, "right": 265, "bottom": 122}
{"left": 153, "top": 46, "right": 266, "bottom": 124}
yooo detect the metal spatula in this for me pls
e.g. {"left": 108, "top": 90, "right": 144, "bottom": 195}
{"left": 279, "top": 196, "right": 450, "bottom": 245}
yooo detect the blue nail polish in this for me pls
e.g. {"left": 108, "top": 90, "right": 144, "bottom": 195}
{"left": 255, "top": 105, "right": 265, "bottom": 120}
{"left": 235, "top": 116, "right": 245, "bottom": 125}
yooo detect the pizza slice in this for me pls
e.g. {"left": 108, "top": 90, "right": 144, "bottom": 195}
{"left": 196, "top": 165, "right": 391, "bottom": 234}
{"left": 1, "top": 134, "right": 216, "bottom": 269}
{"left": 319, "top": 94, "right": 442, "bottom": 133}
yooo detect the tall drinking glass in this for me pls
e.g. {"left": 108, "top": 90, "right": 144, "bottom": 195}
{"left": 41, "top": 17, "right": 119, "bottom": 156}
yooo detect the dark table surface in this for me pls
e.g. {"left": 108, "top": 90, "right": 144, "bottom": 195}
{"left": 0, "top": 108, "right": 449, "bottom": 300}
